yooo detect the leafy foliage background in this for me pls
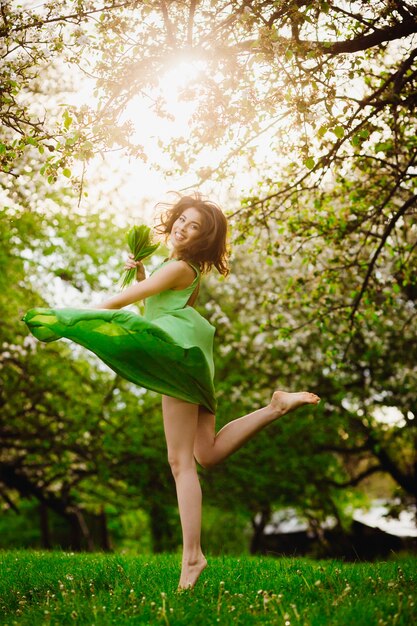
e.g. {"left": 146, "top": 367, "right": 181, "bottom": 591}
{"left": 1, "top": 0, "right": 416, "bottom": 551}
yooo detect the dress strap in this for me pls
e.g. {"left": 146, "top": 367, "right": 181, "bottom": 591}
{"left": 185, "top": 260, "right": 200, "bottom": 280}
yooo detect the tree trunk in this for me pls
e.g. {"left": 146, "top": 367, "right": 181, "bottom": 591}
{"left": 39, "top": 502, "right": 51, "bottom": 549}
{"left": 98, "top": 506, "right": 112, "bottom": 551}
{"left": 250, "top": 507, "right": 271, "bottom": 554}
{"left": 67, "top": 512, "right": 83, "bottom": 551}
{"left": 149, "top": 503, "right": 178, "bottom": 552}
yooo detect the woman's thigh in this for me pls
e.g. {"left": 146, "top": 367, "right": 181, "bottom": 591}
{"left": 193, "top": 406, "right": 216, "bottom": 466}
{"left": 162, "top": 396, "right": 199, "bottom": 461}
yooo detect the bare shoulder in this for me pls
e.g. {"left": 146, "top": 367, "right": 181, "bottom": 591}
{"left": 151, "top": 259, "right": 195, "bottom": 286}
{"left": 175, "top": 259, "right": 198, "bottom": 278}
{"left": 164, "top": 259, "right": 197, "bottom": 289}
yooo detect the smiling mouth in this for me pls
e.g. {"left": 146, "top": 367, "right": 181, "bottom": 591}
{"left": 174, "top": 231, "right": 186, "bottom": 241}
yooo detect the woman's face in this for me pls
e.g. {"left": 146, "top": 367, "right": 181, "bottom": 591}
{"left": 170, "top": 207, "right": 203, "bottom": 251}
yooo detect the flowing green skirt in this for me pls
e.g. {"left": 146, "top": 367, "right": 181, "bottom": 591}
{"left": 22, "top": 308, "right": 216, "bottom": 413}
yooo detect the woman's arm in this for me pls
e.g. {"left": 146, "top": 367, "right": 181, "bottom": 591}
{"left": 95, "top": 260, "right": 194, "bottom": 309}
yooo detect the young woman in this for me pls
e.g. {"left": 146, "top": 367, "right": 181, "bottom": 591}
{"left": 23, "top": 193, "right": 320, "bottom": 589}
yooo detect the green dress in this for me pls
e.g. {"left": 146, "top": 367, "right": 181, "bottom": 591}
{"left": 22, "top": 259, "right": 216, "bottom": 413}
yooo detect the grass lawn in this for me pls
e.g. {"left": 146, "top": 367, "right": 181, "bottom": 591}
{"left": 0, "top": 551, "right": 416, "bottom": 625}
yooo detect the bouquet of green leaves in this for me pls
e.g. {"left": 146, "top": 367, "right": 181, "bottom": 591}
{"left": 120, "top": 225, "right": 159, "bottom": 289}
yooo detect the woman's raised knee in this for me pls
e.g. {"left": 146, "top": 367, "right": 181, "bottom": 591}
{"left": 194, "top": 451, "right": 216, "bottom": 470}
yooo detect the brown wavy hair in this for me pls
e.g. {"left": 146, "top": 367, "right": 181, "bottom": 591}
{"left": 154, "top": 193, "right": 229, "bottom": 276}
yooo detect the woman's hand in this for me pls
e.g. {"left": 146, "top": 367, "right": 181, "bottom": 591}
{"left": 124, "top": 254, "right": 146, "bottom": 282}
{"left": 93, "top": 260, "right": 188, "bottom": 310}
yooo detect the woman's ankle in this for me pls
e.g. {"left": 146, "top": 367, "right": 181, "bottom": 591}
{"left": 182, "top": 550, "right": 206, "bottom": 566}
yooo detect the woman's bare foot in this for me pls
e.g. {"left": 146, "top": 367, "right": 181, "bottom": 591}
{"left": 178, "top": 555, "right": 207, "bottom": 590}
{"left": 269, "top": 390, "right": 320, "bottom": 418}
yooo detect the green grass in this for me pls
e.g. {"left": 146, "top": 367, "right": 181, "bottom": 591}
{"left": 0, "top": 551, "right": 416, "bottom": 625}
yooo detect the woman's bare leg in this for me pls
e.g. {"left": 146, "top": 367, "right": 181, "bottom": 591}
{"left": 162, "top": 395, "right": 207, "bottom": 589}
{"left": 194, "top": 390, "right": 320, "bottom": 468}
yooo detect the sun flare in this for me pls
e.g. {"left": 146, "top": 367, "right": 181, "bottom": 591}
{"left": 124, "top": 57, "right": 207, "bottom": 144}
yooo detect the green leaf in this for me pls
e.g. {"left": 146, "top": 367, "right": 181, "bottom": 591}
{"left": 304, "top": 157, "right": 315, "bottom": 170}
{"left": 63, "top": 110, "right": 73, "bottom": 130}
{"left": 375, "top": 141, "right": 392, "bottom": 154}
{"left": 332, "top": 126, "right": 345, "bottom": 139}
{"left": 62, "top": 168, "right": 71, "bottom": 178}
{"left": 121, "top": 225, "right": 159, "bottom": 288}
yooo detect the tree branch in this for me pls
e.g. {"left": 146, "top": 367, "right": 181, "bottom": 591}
{"left": 0, "top": 2, "right": 135, "bottom": 37}
{"left": 187, "top": 0, "right": 198, "bottom": 46}
{"left": 159, "top": 1, "right": 176, "bottom": 47}
{"left": 0, "top": 486, "right": 19, "bottom": 513}
{"left": 317, "top": 443, "right": 370, "bottom": 455}
{"left": 324, "top": 464, "right": 383, "bottom": 488}
{"left": 231, "top": 14, "right": 417, "bottom": 57}
{"left": 349, "top": 191, "right": 417, "bottom": 323}
{"left": 392, "top": 0, "right": 417, "bottom": 20}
